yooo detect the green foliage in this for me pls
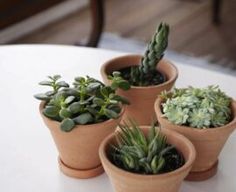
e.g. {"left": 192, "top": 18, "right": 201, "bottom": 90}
{"left": 34, "top": 75, "right": 129, "bottom": 132}
{"left": 111, "top": 120, "right": 184, "bottom": 174}
{"left": 161, "top": 85, "right": 232, "bottom": 128}
{"left": 125, "top": 23, "right": 169, "bottom": 86}
{"left": 108, "top": 71, "right": 131, "bottom": 90}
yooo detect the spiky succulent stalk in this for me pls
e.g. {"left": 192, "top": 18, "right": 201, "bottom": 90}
{"left": 111, "top": 120, "right": 184, "bottom": 174}
{"left": 140, "top": 22, "right": 169, "bottom": 74}
{"left": 130, "top": 23, "right": 169, "bottom": 85}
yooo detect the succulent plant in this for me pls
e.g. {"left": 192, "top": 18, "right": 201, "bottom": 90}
{"left": 111, "top": 120, "right": 184, "bottom": 174}
{"left": 161, "top": 85, "right": 232, "bottom": 128}
{"left": 116, "top": 22, "right": 169, "bottom": 86}
{"left": 34, "top": 75, "right": 130, "bottom": 132}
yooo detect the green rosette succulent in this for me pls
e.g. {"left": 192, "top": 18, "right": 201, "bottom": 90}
{"left": 161, "top": 85, "right": 232, "bottom": 128}
{"left": 110, "top": 120, "right": 184, "bottom": 174}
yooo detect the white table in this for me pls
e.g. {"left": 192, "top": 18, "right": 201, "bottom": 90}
{"left": 0, "top": 45, "right": 236, "bottom": 192}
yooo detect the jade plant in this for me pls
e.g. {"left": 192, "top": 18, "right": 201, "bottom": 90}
{"left": 111, "top": 120, "right": 184, "bottom": 174}
{"left": 34, "top": 75, "right": 130, "bottom": 132}
{"left": 117, "top": 22, "right": 169, "bottom": 86}
{"left": 161, "top": 85, "right": 232, "bottom": 128}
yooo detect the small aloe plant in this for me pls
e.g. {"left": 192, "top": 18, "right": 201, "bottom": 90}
{"left": 161, "top": 85, "right": 232, "bottom": 128}
{"left": 111, "top": 120, "right": 184, "bottom": 174}
{"left": 34, "top": 75, "right": 130, "bottom": 132}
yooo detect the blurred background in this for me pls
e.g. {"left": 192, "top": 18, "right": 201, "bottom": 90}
{"left": 0, "top": 0, "right": 235, "bottom": 75}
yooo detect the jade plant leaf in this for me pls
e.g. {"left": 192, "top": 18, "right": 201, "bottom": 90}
{"left": 60, "top": 118, "right": 75, "bottom": 132}
{"left": 59, "top": 108, "right": 72, "bottom": 119}
{"left": 68, "top": 102, "right": 81, "bottom": 114}
{"left": 43, "top": 106, "right": 59, "bottom": 118}
{"left": 104, "top": 108, "right": 119, "bottom": 119}
{"left": 74, "top": 113, "right": 94, "bottom": 124}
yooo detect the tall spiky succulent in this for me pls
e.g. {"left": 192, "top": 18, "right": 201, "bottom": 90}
{"left": 130, "top": 23, "right": 169, "bottom": 86}
{"left": 111, "top": 120, "right": 184, "bottom": 174}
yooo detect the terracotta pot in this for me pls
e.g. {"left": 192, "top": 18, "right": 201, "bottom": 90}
{"left": 100, "top": 55, "right": 178, "bottom": 125}
{"left": 39, "top": 102, "right": 124, "bottom": 179}
{"left": 155, "top": 98, "right": 236, "bottom": 181}
{"left": 99, "top": 126, "right": 196, "bottom": 192}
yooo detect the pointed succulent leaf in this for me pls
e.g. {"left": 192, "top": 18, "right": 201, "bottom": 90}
{"left": 60, "top": 118, "right": 75, "bottom": 132}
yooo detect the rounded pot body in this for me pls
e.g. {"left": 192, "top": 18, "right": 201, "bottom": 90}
{"left": 100, "top": 55, "right": 178, "bottom": 125}
{"left": 99, "top": 126, "right": 196, "bottom": 192}
{"left": 39, "top": 102, "right": 124, "bottom": 170}
{"left": 155, "top": 98, "right": 236, "bottom": 172}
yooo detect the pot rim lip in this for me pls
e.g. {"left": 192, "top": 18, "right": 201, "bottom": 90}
{"left": 154, "top": 97, "right": 236, "bottom": 132}
{"left": 39, "top": 101, "right": 126, "bottom": 128}
{"left": 99, "top": 126, "right": 196, "bottom": 179}
{"left": 100, "top": 54, "right": 178, "bottom": 90}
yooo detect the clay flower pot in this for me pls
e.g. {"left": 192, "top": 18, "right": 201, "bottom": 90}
{"left": 100, "top": 55, "right": 178, "bottom": 126}
{"left": 155, "top": 98, "right": 236, "bottom": 181}
{"left": 39, "top": 102, "right": 124, "bottom": 179}
{"left": 99, "top": 126, "right": 196, "bottom": 192}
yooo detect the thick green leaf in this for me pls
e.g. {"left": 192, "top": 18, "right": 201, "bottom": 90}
{"left": 118, "top": 80, "right": 130, "bottom": 90}
{"left": 59, "top": 108, "right": 72, "bottom": 118}
{"left": 104, "top": 108, "right": 119, "bottom": 119}
{"left": 107, "top": 105, "right": 121, "bottom": 114}
{"left": 86, "top": 106, "right": 98, "bottom": 115}
{"left": 112, "top": 71, "right": 121, "bottom": 77}
{"left": 45, "top": 91, "right": 55, "bottom": 96}
{"left": 39, "top": 81, "right": 52, "bottom": 86}
{"left": 60, "top": 118, "right": 75, "bottom": 132}
{"left": 111, "top": 81, "right": 119, "bottom": 90}
{"left": 86, "top": 82, "right": 101, "bottom": 92}
{"left": 57, "top": 81, "right": 69, "bottom": 88}
{"left": 74, "top": 113, "right": 94, "bottom": 124}
{"left": 68, "top": 102, "right": 81, "bottom": 114}
{"left": 93, "top": 97, "right": 105, "bottom": 106}
{"left": 34, "top": 93, "right": 50, "bottom": 101}
{"left": 43, "top": 106, "right": 59, "bottom": 118}
{"left": 64, "top": 96, "right": 75, "bottom": 104}
{"left": 111, "top": 95, "right": 130, "bottom": 104}
{"left": 53, "top": 75, "right": 61, "bottom": 80}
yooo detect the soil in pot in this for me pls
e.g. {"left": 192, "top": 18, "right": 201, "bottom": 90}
{"left": 99, "top": 126, "right": 196, "bottom": 192}
{"left": 119, "top": 66, "right": 166, "bottom": 86}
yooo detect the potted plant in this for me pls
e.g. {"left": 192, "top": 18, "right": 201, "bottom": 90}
{"left": 155, "top": 85, "right": 236, "bottom": 181}
{"left": 101, "top": 22, "right": 178, "bottom": 125}
{"left": 99, "top": 120, "right": 196, "bottom": 192}
{"left": 34, "top": 75, "right": 129, "bottom": 179}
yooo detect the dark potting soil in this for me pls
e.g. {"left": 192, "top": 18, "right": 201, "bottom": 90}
{"left": 119, "top": 66, "right": 166, "bottom": 86}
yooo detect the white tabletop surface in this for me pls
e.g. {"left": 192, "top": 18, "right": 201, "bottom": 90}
{"left": 0, "top": 45, "right": 236, "bottom": 192}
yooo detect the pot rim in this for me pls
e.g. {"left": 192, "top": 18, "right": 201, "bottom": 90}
{"left": 100, "top": 54, "right": 178, "bottom": 90}
{"left": 99, "top": 126, "right": 196, "bottom": 179}
{"left": 154, "top": 97, "right": 236, "bottom": 133}
{"left": 39, "top": 101, "right": 126, "bottom": 130}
